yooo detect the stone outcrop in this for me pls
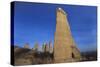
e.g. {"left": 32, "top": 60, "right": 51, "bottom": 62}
{"left": 24, "top": 43, "right": 30, "bottom": 49}
{"left": 14, "top": 46, "right": 53, "bottom": 66}
{"left": 54, "top": 8, "right": 81, "bottom": 63}
{"left": 49, "top": 41, "right": 53, "bottom": 53}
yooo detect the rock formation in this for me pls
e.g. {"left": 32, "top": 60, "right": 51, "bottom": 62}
{"left": 24, "top": 43, "right": 30, "bottom": 49}
{"left": 54, "top": 8, "right": 81, "bottom": 63}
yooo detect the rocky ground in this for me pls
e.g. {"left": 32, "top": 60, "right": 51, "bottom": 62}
{"left": 11, "top": 46, "right": 97, "bottom": 66}
{"left": 13, "top": 46, "right": 53, "bottom": 66}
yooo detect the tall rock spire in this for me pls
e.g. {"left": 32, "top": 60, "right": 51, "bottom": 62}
{"left": 49, "top": 41, "right": 53, "bottom": 53}
{"left": 24, "top": 43, "right": 30, "bottom": 49}
{"left": 33, "top": 42, "right": 39, "bottom": 52}
{"left": 54, "top": 8, "right": 81, "bottom": 62}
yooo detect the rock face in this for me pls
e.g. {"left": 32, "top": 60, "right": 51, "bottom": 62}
{"left": 14, "top": 47, "right": 33, "bottom": 65}
{"left": 33, "top": 43, "right": 39, "bottom": 51}
{"left": 49, "top": 41, "right": 53, "bottom": 53}
{"left": 54, "top": 8, "right": 81, "bottom": 63}
{"left": 24, "top": 43, "right": 30, "bottom": 49}
{"left": 45, "top": 43, "right": 49, "bottom": 52}
{"left": 14, "top": 46, "right": 53, "bottom": 66}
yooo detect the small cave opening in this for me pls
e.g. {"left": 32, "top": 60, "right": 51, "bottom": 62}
{"left": 72, "top": 52, "right": 75, "bottom": 58}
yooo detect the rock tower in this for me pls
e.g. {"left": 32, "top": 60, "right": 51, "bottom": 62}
{"left": 54, "top": 8, "right": 81, "bottom": 63}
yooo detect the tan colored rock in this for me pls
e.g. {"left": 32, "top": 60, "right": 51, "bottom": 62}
{"left": 42, "top": 43, "right": 46, "bottom": 52}
{"left": 54, "top": 8, "right": 81, "bottom": 63}
{"left": 45, "top": 43, "right": 49, "bottom": 52}
{"left": 33, "top": 42, "right": 39, "bottom": 51}
{"left": 49, "top": 41, "right": 53, "bottom": 53}
{"left": 24, "top": 43, "right": 30, "bottom": 49}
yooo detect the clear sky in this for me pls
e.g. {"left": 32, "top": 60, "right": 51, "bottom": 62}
{"left": 13, "top": 1, "right": 97, "bottom": 52}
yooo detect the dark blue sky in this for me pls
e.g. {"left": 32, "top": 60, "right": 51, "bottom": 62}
{"left": 13, "top": 2, "right": 97, "bottom": 52}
